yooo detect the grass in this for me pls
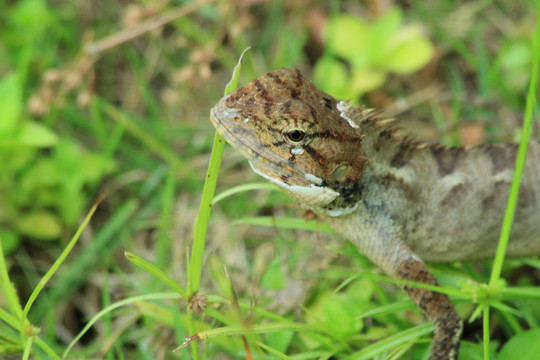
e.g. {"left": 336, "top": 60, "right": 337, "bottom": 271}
{"left": 0, "top": 0, "right": 539, "bottom": 359}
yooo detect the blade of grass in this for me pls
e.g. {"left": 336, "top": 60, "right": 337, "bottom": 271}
{"left": 125, "top": 251, "right": 187, "bottom": 298}
{"left": 186, "top": 47, "right": 250, "bottom": 360}
{"left": 156, "top": 163, "right": 178, "bottom": 269}
{"left": 188, "top": 47, "right": 250, "bottom": 294}
{"left": 63, "top": 292, "right": 181, "bottom": 359}
{"left": 233, "top": 216, "right": 336, "bottom": 235}
{"left": 483, "top": 305, "right": 490, "bottom": 360}
{"left": 348, "top": 324, "right": 433, "bottom": 360}
{"left": 489, "top": 1, "right": 540, "bottom": 286}
{"left": 31, "top": 197, "right": 139, "bottom": 321}
{"left": 483, "top": 5, "right": 540, "bottom": 360}
{"left": 212, "top": 183, "right": 277, "bottom": 205}
{"left": 0, "top": 235, "right": 23, "bottom": 320}
{"left": 22, "top": 336, "right": 33, "bottom": 360}
{"left": 22, "top": 195, "right": 104, "bottom": 318}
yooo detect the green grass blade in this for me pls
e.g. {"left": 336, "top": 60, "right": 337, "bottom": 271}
{"left": 125, "top": 251, "right": 187, "bottom": 298}
{"left": 212, "top": 182, "right": 277, "bottom": 204}
{"left": 188, "top": 131, "right": 226, "bottom": 294}
{"left": 33, "top": 336, "right": 61, "bottom": 360}
{"left": 483, "top": 4, "right": 540, "bottom": 360}
{"left": 347, "top": 324, "right": 433, "bottom": 360}
{"left": 489, "top": 2, "right": 540, "bottom": 285}
{"left": 63, "top": 292, "right": 181, "bottom": 359}
{"left": 483, "top": 306, "right": 490, "bottom": 360}
{"left": 233, "top": 216, "right": 336, "bottom": 234}
{"left": 31, "top": 198, "right": 139, "bottom": 321}
{"left": 22, "top": 196, "right": 103, "bottom": 318}
{"left": 189, "top": 47, "right": 250, "bottom": 294}
{"left": 22, "top": 336, "right": 33, "bottom": 360}
{"left": 0, "top": 235, "right": 23, "bottom": 320}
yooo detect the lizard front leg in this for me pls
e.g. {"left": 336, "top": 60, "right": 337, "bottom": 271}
{"left": 396, "top": 259, "right": 462, "bottom": 360}
{"left": 343, "top": 218, "right": 463, "bottom": 360}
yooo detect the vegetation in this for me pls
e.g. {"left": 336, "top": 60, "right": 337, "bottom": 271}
{"left": 0, "top": 0, "right": 538, "bottom": 359}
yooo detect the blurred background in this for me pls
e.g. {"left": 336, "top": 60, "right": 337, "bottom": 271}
{"left": 0, "top": 0, "right": 538, "bottom": 359}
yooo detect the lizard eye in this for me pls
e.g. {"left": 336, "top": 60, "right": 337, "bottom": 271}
{"left": 286, "top": 129, "right": 306, "bottom": 142}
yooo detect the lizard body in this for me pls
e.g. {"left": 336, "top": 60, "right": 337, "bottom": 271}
{"left": 210, "top": 68, "right": 540, "bottom": 360}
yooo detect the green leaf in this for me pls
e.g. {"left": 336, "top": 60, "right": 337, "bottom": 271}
{"left": 306, "top": 279, "right": 373, "bottom": 338}
{"left": 383, "top": 26, "right": 434, "bottom": 74}
{"left": 370, "top": 8, "right": 403, "bottom": 61}
{"left": 313, "top": 57, "right": 349, "bottom": 99}
{"left": 264, "top": 330, "right": 295, "bottom": 354}
{"left": 498, "top": 329, "right": 540, "bottom": 360}
{"left": 15, "top": 211, "right": 62, "bottom": 240}
{"left": 0, "top": 230, "right": 21, "bottom": 255}
{"left": 350, "top": 67, "right": 387, "bottom": 95}
{"left": 261, "top": 258, "right": 286, "bottom": 290}
{"left": 326, "top": 15, "right": 370, "bottom": 61}
{"left": 14, "top": 121, "right": 58, "bottom": 147}
{"left": 9, "top": 0, "right": 53, "bottom": 40}
{"left": 0, "top": 73, "right": 22, "bottom": 139}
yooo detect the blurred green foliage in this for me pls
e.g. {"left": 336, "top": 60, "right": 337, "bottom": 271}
{"left": 315, "top": 9, "right": 434, "bottom": 100}
{"left": 0, "top": 0, "right": 113, "bottom": 252}
{"left": 0, "top": 0, "right": 538, "bottom": 359}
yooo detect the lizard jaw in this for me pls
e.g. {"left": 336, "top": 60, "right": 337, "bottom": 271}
{"left": 248, "top": 160, "right": 341, "bottom": 208}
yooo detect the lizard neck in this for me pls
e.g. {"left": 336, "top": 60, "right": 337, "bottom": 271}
{"left": 309, "top": 102, "right": 422, "bottom": 218}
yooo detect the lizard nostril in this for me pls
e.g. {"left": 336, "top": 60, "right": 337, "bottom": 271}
{"left": 287, "top": 129, "right": 306, "bottom": 142}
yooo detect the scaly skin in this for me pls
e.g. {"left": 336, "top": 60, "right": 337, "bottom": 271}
{"left": 210, "top": 68, "right": 540, "bottom": 360}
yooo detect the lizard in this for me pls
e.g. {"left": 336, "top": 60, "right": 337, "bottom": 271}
{"left": 209, "top": 68, "right": 540, "bottom": 360}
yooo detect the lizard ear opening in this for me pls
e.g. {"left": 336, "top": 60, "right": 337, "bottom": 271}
{"left": 330, "top": 164, "right": 351, "bottom": 180}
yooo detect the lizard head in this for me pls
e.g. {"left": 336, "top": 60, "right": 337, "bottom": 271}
{"left": 210, "top": 68, "right": 367, "bottom": 216}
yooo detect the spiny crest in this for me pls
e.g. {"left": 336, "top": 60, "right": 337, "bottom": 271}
{"left": 336, "top": 100, "right": 426, "bottom": 156}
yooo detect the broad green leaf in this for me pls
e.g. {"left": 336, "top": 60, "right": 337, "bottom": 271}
{"left": 498, "top": 329, "right": 540, "bottom": 360}
{"left": 15, "top": 211, "right": 62, "bottom": 240}
{"left": 383, "top": 27, "right": 434, "bottom": 74}
{"left": 13, "top": 121, "right": 58, "bottom": 147}
{"left": 264, "top": 330, "right": 295, "bottom": 354}
{"left": 370, "top": 8, "right": 403, "bottom": 61}
{"left": 326, "top": 15, "right": 370, "bottom": 61}
{"left": 313, "top": 57, "right": 349, "bottom": 99}
{"left": 306, "top": 279, "right": 373, "bottom": 338}
{"left": 9, "top": 0, "right": 53, "bottom": 40}
{"left": 350, "top": 67, "right": 387, "bottom": 95}
{"left": 261, "top": 258, "right": 286, "bottom": 290}
{"left": 0, "top": 230, "right": 21, "bottom": 255}
{"left": 0, "top": 73, "right": 22, "bottom": 138}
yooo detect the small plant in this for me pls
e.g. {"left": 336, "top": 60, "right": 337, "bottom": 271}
{"left": 315, "top": 8, "right": 434, "bottom": 100}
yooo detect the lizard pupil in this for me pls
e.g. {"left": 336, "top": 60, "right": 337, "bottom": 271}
{"left": 287, "top": 130, "right": 305, "bottom": 142}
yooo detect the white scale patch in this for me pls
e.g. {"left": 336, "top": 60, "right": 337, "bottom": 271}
{"left": 305, "top": 173, "right": 323, "bottom": 185}
{"left": 290, "top": 148, "right": 304, "bottom": 155}
{"left": 337, "top": 101, "right": 358, "bottom": 129}
{"left": 327, "top": 203, "right": 360, "bottom": 217}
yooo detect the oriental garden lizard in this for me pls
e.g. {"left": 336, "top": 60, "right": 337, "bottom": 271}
{"left": 209, "top": 68, "right": 540, "bottom": 360}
